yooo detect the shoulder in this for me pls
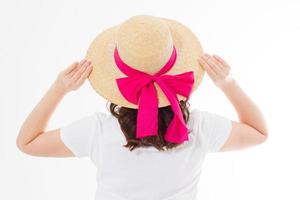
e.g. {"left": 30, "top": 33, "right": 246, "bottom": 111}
{"left": 188, "top": 108, "right": 233, "bottom": 152}
{"left": 94, "top": 111, "right": 111, "bottom": 120}
{"left": 188, "top": 108, "right": 231, "bottom": 133}
{"left": 188, "top": 108, "right": 205, "bottom": 126}
{"left": 187, "top": 108, "right": 205, "bottom": 134}
{"left": 189, "top": 108, "right": 228, "bottom": 124}
{"left": 93, "top": 111, "right": 117, "bottom": 128}
{"left": 189, "top": 108, "right": 216, "bottom": 118}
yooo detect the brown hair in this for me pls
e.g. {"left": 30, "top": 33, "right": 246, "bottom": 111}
{"left": 108, "top": 100, "right": 191, "bottom": 151}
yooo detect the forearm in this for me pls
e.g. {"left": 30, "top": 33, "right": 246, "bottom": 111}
{"left": 16, "top": 83, "right": 67, "bottom": 147}
{"left": 221, "top": 79, "right": 269, "bottom": 137}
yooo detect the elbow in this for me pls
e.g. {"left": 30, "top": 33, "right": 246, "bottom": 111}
{"left": 261, "top": 124, "right": 270, "bottom": 143}
{"left": 16, "top": 138, "right": 25, "bottom": 153}
{"left": 261, "top": 134, "right": 268, "bottom": 144}
{"left": 257, "top": 121, "right": 269, "bottom": 144}
{"left": 258, "top": 130, "right": 269, "bottom": 145}
{"left": 16, "top": 135, "right": 29, "bottom": 154}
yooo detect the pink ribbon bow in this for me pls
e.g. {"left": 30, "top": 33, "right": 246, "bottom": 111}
{"left": 114, "top": 46, "right": 195, "bottom": 144}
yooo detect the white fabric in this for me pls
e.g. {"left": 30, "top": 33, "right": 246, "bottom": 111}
{"left": 60, "top": 108, "right": 232, "bottom": 200}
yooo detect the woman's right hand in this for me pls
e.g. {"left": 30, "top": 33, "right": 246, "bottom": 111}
{"left": 198, "top": 53, "right": 234, "bottom": 90}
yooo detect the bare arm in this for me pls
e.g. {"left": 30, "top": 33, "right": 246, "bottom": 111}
{"left": 16, "top": 59, "right": 93, "bottom": 156}
{"left": 221, "top": 78, "right": 268, "bottom": 135}
{"left": 198, "top": 54, "right": 268, "bottom": 151}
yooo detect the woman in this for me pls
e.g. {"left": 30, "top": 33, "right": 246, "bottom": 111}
{"left": 16, "top": 15, "right": 268, "bottom": 200}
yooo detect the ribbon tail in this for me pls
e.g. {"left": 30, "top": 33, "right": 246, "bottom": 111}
{"left": 165, "top": 115, "right": 189, "bottom": 143}
{"left": 136, "top": 83, "right": 159, "bottom": 139}
{"left": 155, "top": 79, "right": 189, "bottom": 144}
{"left": 164, "top": 96, "right": 189, "bottom": 143}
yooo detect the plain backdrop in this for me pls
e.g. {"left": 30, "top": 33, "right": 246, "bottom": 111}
{"left": 1, "top": 0, "right": 299, "bottom": 200}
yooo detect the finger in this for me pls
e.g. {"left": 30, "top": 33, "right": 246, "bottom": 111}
{"left": 206, "top": 56, "right": 227, "bottom": 75}
{"left": 75, "top": 64, "right": 93, "bottom": 85}
{"left": 68, "top": 59, "right": 88, "bottom": 78}
{"left": 198, "top": 57, "right": 218, "bottom": 79}
{"left": 199, "top": 61, "right": 218, "bottom": 82}
{"left": 198, "top": 57, "right": 212, "bottom": 72}
{"left": 202, "top": 55, "right": 221, "bottom": 76}
{"left": 198, "top": 55, "right": 206, "bottom": 70}
{"left": 213, "top": 54, "right": 230, "bottom": 68}
{"left": 79, "top": 59, "right": 87, "bottom": 66}
{"left": 71, "top": 61, "right": 91, "bottom": 82}
{"left": 199, "top": 56, "right": 214, "bottom": 72}
{"left": 63, "top": 62, "right": 79, "bottom": 75}
{"left": 212, "top": 55, "right": 229, "bottom": 75}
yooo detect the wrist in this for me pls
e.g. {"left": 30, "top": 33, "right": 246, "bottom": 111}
{"left": 50, "top": 82, "right": 68, "bottom": 96}
{"left": 219, "top": 78, "right": 237, "bottom": 92}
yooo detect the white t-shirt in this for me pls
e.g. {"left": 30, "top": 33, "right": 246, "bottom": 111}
{"left": 60, "top": 108, "right": 232, "bottom": 200}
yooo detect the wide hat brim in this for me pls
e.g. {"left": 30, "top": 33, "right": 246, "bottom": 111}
{"left": 85, "top": 17, "right": 205, "bottom": 108}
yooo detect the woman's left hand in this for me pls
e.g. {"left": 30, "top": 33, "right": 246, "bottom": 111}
{"left": 52, "top": 59, "right": 93, "bottom": 94}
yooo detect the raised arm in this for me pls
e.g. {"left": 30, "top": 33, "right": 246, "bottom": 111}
{"left": 198, "top": 54, "right": 268, "bottom": 151}
{"left": 16, "top": 59, "right": 93, "bottom": 157}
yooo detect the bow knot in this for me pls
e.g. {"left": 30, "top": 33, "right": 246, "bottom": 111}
{"left": 143, "top": 75, "right": 156, "bottom": 83}
{"left": 114, "top": 46, "right": 195, "bottom": 144}
{"left": 149, "top": 75, "right": 158, "bottom": 82}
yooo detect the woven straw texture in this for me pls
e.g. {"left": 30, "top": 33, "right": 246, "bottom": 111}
{"left": 85, "top": 15, "right": 204, "bottom": 108}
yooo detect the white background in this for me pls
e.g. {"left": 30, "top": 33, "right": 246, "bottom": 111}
{"left": 1, "top": 0, "right": 299, "bottom": 199}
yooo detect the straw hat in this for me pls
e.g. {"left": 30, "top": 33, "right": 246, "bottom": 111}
{"left": 85, "top": 15, "right": 204, "bottom": 108}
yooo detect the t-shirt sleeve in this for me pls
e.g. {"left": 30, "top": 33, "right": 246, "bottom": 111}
{"left": 191, "top": 109, "right": 232, "bottom": 153}
{"left": 59, "top": 112, "right": 100, "bottom": 158}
